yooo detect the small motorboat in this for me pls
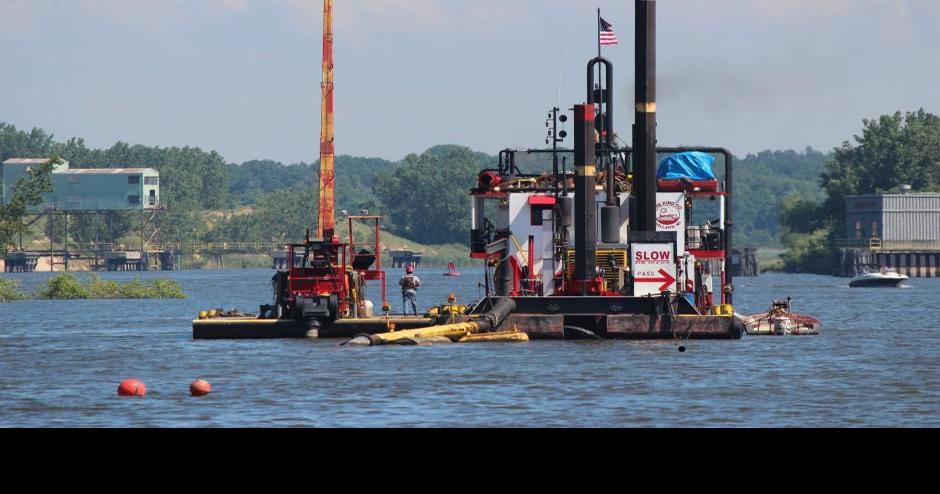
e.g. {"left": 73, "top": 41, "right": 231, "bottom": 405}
{"left": 443, "top": 262, "right": 461, "bottom": 277}
{"left": 739, "top": 298, "right": 821, "bottom": 336}
{"left": 849, "top": 268, "right": 909, "bottom": 288}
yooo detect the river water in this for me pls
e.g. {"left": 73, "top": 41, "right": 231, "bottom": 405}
{"left": 0, "top": 269, "right": 937, "bottom": 427}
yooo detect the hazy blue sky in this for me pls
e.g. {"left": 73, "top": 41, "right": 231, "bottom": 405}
{"left": 1, "top": 0, "right": 938, "bottom": 164}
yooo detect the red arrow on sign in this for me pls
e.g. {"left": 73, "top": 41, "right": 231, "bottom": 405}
{"left": 636, "top": 269, "right": 677, "bottom": 292}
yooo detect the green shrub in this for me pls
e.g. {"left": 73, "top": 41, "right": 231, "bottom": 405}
{"left": 0, "top": 278, "right": 29, "bottom": 302}
{"left": 86, "top": 275, "right": 122, "bottom": 299}
{"left": 33, "top": 274, "right": 187, "bottom": 300}
{"left": 35, "top": 274, "right": 90, "bottom": 300}
{"left": 148, "top": 278, "right": 187, "bottom": 299}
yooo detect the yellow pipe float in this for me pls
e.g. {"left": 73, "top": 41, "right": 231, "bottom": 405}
{"left": 367, "top": 321, "right": 482, "bottom": 345}
{"left": 347, "top": 298, "right": 518, "bottom": 347}
{"left": 458, "top": 330, "right": 529, "bottom": 343}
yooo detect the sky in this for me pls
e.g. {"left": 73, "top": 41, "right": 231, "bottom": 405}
{"left": 1, "top": 0, "right": 938, "bottom": 164}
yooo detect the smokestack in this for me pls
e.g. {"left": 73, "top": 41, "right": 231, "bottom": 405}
{"left": 574, "top": 104, "right": 598, "bottom": 287}
{"left": 632, "top": 0, "right": 657, "bottom": 234}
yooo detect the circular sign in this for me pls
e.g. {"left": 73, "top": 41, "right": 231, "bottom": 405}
{"left": 657, "top": 201, "right": 682, "bottom": 228}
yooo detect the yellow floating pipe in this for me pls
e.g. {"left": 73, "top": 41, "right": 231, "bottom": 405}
{"left": 458, "top": 331, "right": 529, "bottom": 343}
{"left": 368, "top": 321, "right": 483, "bottom": 345}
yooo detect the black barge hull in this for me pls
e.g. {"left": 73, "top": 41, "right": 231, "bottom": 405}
{"left": 193, "top": 316, "right": 437, "bottom": 340}
{"left": 494, "top": 296, "right": 743, "bottom": 340}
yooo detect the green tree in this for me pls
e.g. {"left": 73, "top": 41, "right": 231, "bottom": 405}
{"left": 821, "top": 109, "right": 940, "bottom": 225}
{"left": 732, "top": 148, "right": 829, "bottom": 247}
{"left": 780, "top": 110, "right": 940, "bottom": 274}
{"left": 0, "top": 157, "right": 57, "bottom": 254}
{"left": 373, "top": 147, "right": 482, "bottom": 244}
{"left": 207, "top": 187, "right": 318, "bottom": 243}
{"left": 0, "top": 124, "right": 55, "bottom": 162}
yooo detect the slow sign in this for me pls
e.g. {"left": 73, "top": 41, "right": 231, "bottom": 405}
{"left": 631, "top": 243, "right": 678, "bottom": 296}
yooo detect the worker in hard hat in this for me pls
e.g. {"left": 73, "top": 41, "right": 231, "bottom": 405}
{"left": 400, "top": 266, "right": 422, "bottom": 316}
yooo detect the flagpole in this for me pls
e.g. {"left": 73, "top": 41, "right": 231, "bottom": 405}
{"left": 597, "top": 8, "right": 602, "bottom": 59}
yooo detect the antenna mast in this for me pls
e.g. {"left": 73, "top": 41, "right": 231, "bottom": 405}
{"left": 318, "top": 0, "right": 335, "bottom": 240}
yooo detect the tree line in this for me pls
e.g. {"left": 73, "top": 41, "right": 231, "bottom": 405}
{"left": 3, "top": 121, "right": 835, "bottom": 255}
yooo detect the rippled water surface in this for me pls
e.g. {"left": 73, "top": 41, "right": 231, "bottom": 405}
{"left": 1, "top": 269, "right": 937, "bottom": 427}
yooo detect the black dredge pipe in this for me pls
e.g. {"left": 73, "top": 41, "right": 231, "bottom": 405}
{"left": 480, "top": 297, "right": 517, "bottom": 331}
{"left": 633, "top": 0, "right": 657, "bottom": 235}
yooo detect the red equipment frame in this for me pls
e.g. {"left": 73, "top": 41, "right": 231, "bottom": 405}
{"left": 347, "top": 215, "right": 389, "bottom": 311}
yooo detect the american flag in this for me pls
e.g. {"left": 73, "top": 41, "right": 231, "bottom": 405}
{"left": 599, "top": 17, "right": 618, "bottom": 45}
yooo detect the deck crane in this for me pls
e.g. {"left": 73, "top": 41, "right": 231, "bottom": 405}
{"left": 318, "top": 0, "right": 335, "bottom": 241}
{"left": 265, "top": 0, "right": 388, "bottom": 335}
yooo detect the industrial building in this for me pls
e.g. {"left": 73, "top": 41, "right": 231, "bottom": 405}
{"left": 2, "top": 158, "right": 164, "bottom": 272}
{"left": 1, "top": 158, "right": 160, "bottom": 211}
{"left": 841, "top": 188, "right": 940, "bottom": 278}
{"left": 845, "top": 189, "right": 940, "bottom": 250}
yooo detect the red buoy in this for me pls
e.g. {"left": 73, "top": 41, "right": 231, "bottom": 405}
{"left": 118, "top": 379, "right": 147, "bottom": 397}
{"left": 190, "top": 380, "right": 212, "bottom": 397}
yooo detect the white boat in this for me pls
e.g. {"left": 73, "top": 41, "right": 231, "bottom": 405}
{"left": 849, "top": 269, "right": 909, "bottom": 288}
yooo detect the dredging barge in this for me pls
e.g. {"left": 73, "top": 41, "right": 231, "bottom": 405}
{"left": 194, "top": 0, "right": 746, "bottom": 342}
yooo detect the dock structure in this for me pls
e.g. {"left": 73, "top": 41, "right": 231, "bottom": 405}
{"left": 390, "top": 250, "right": 423, "bottom": 269}
{"left": 4, "top": 243, "right": 290, "bottom": 272}
{"left": 272, "top": 250, "right": 289, "bottom": 270}
{"left": 840, "top": 247, "right": 940, "bottom": 278}
{"left": 3, "top": 253, "right": 40, "bottom": 273}
{"left": 839, "top": 191, "right": 940, "bottom": 278}
{"left": 731, "top": 248, "right": 760, "bottom": 277}
{"left": 103, "top": 251, "right": 147, "bottom": 272}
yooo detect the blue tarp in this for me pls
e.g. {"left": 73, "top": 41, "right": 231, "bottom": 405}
{"left": 657, "top": 152, "right": 716, "bottom": 181}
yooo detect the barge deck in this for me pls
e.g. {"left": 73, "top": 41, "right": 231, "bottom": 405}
{"left": 193, "top": 316, "right": 436, "bottom": 340}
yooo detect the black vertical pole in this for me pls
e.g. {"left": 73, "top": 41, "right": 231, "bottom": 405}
{"left": 48, "top": 215, "right": 53, "bottom": 272}
{"left": 574, "top": 104, "right": 597, "bottom": 290}
{"left": 596, "top": 9, "right": 603, "bottom": 166}
{"left": 597, "top": 8, "right": 602, "bottom": 59}
{"left": 552, "top": 107, "right": 559, "bottom": 196}
{"left": 632, "top": 0, "right": 657, "bottom": 234}
{"left": 64, "top": 213, "right": 69, "bottom": 272}
{"left": 95, "top": 212, "right": 100, "bottom": 271}
{"left": 724, "top": 152, "right": 734, "bottom": 305}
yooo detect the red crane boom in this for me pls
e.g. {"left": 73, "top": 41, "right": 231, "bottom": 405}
{"left": 318, "top": 0, "right": 335, "bottom": 240}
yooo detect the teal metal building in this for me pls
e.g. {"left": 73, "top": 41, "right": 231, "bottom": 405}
{"left": 1, "top": 158, "right": 160, "bottom": 212}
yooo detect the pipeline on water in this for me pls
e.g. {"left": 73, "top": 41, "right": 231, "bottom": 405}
{"left": 344, "top": 298, "right": 518, "bottom": 347}
{"left": 563, "top": 326, "right": 602, "bottom": 340}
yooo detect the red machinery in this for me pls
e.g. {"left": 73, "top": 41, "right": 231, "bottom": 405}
{"left": 275, "top": 0, "right": 388, "bottom": 332}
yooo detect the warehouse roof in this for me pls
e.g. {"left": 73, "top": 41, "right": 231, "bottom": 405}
{"left": 3, "top": 158, "right": 69, "bottom": 166}
{"left": 848, "top": 193, "right": 940, "bottom": 199}
{"left": 57, "top": 168, "right": 157, "bottom": 175}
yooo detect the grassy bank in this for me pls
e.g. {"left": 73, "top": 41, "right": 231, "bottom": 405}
{"left": 758, "top": 248, "right": 787, "bottom": 273}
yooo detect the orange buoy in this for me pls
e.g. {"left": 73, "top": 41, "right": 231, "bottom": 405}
{"left": 118, "top": 379, "right": 147, "bottom": 397}
{"left": 190, "top": 380, "right": 212, "bottom": 397}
